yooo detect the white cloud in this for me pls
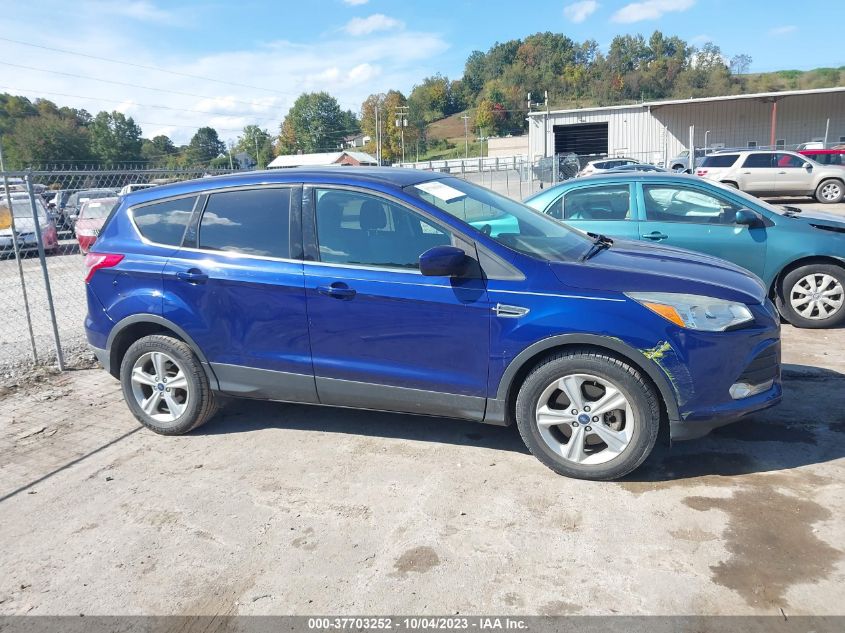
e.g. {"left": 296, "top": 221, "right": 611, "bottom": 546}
{"left": 344, "top": 14, "right": 404, "bottom": 36}
{"left": 611, "top": 0, "right": 695, "bottom": 23}
{"left": 342, "top": 0, "right": 369, "bottom": 5}
{"left": 563, "top": 1, "right": 599, "bottom": 23}
{"left": 0, "top": 4, "right": 448, "bottom": 145}
{"left": 769, "top": 25, "right": 797, "bottom": 36}
{"left": 87, "top": 0, "right": 177, "bottom": 24}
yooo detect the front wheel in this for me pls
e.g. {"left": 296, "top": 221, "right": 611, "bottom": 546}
{"left": 777, "top": 264, "right": 845, "bottom": 328}
{"left": 815, "top": 179, "right": 844, "bottom": 204}
{"left": 515, "top": 350, "right": 661, "bottom": 480}
{"left": 120, "top": 334, "right": 218, "bottom": 435}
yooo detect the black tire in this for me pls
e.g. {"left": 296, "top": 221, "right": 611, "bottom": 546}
{"left": 777, "top": 264, "right": 845, "bottom": 329}
{"left": 814, "top": 179, "right": 844, "bottom": 204}
{"left": 514, "top": 349, "right": 661, "bottom": 481}
{"left": 119, "top": 334, "right": 218, "bottom": 435}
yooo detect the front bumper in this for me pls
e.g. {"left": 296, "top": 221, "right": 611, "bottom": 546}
{"left": 0, "top": 234, "right": 38, "bottom": 252}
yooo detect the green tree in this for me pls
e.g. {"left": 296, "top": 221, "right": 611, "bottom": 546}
{"left": 277, "top": 92, "right": 346, "bottom": 155}
{"left": 141, "top": 134, "right": 178, "bottom": 164}
{"left": 90, "top": 111, "right": 143, "bottom": 164}
{"left": 186, "top": 127, "right": 225, "bottom": 165}
{"left": 6, "top": 113, "right": 91, "bottom": 166}
{"left": 235, "top": 125, "right": 273, "bottom": 168}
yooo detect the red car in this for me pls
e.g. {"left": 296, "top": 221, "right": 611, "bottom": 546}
{"left": 75, "top": 197, "right": 119, "bottom": 254}
{"left": 799, "top": 149, "right": 845, "bottom": 166}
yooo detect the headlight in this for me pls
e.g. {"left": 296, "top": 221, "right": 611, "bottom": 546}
{"left": 626, "top": 292, "right": 754, "bottom": 331}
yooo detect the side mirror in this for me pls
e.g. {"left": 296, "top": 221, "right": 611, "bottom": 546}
{"left": 803, "top": 162, "right": 813, "bottom": 171}
{"left": 735, "top": 208, "right": 764, "bottom": 228}
{"left": 419, "top": 245, "right": 467, "bottom": 277}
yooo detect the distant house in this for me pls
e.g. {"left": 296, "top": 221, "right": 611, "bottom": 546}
{"left": 267, "top": 151, "right": 379, "bottom": 169}
{"left": 234, "top": 152, "right": 257, "bottom": 169}
{"left": 343, "top": 134, "right": 371, "bottom": 148}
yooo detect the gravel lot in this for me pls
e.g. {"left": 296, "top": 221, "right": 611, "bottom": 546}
{"left": 0, "top": 323, "right": 843, "bottom": 617}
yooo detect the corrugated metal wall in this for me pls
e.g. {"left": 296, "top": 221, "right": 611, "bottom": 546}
{"left": 529, "top": 91, "right": 845, "bottom": 163}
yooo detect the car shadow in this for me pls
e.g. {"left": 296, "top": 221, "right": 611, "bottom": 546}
{"left": 195, "top": 364, "right": 845, "bottom": 481}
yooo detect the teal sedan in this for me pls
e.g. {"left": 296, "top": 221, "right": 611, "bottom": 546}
{"left": 525, "top": 173, "right": 845, "bottom": 328}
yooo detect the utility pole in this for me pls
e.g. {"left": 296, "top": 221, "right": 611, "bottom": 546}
{"left": 461, "top": 113, "right": 470, "bottom": 158}
{"left": 375, "top": 104, "right": 382, "bottom": 165}
{"left": 253, "top": 129, "right": 261, "bottom": 169}
{"left": 544, "top": 90, "right": 550, "bottom": 158}
{"left": 395, "top": 105, "right": 409, "bottom": 164}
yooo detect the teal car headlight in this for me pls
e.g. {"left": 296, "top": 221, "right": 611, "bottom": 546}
{"left": 626, "top": 292, "right": 754, "bottom": 331}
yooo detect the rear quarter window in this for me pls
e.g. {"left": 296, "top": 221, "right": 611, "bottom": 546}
{"left": 701, "top": 154, "right": 740, "bottom": 168}
{"left": 132, "top": 196, "right": 198, "bottom": 246}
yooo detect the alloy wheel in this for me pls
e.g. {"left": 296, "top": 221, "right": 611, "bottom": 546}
{"left": 820, "top": 182, "right": 842, "bottom": 201}
{"left": 130, "top": 351, "right": 190, "bottom": 425}
{"left": 790, "top": 273, "right": 844, "bottom": 321}
{"left": 534, "top": 373, "right": 635, "bottom": 465}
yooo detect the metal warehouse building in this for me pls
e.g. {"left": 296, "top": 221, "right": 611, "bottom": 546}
{"left": 527, "top": 86, "right": 845, "bottom": 164}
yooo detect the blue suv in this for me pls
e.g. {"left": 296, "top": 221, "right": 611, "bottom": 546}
{"left": 84, "top": 168, "right": 782, "bottom": 480}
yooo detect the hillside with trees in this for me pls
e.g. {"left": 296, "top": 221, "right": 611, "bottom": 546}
{"left": 0, "top": 29, "right": 842, "bottom": 168}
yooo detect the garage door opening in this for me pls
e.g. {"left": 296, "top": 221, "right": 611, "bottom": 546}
{"left": 553, "top": 123, "right": 609, "bottom": 156}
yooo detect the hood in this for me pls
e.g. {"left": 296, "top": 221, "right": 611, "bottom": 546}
{"left": 550, "top": 239, "right": 767, "bottom": 305}
{"left": 785, "top": 209, "right": 845, "bottom": 231}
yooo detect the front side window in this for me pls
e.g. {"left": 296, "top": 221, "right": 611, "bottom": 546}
{"left": 405, "top": 177, "right": 591, "bottom": 262}
{"left": 775, "top": 153, "right": 808, "bottom": 168}
{"left": 133, "top": 196, "right": 197, "bottom": 245}
{"left": 642, "top": 185, "right": 740, "bottom": 225}
{"left": 560, "top": 185, "right": 631, "bottom": 221}
{"left": 314, "top": 189, "right": 451, "bottom": 269}
{"left": 199, "top": 188, "right": 291, "bottom": 258}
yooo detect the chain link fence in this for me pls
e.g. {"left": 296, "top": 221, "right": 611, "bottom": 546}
{"left": 0, "top": 168, "right": 237, "bottom": 377}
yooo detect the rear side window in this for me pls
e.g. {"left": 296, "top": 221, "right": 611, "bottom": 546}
{"left": 133, "top": 196, "right": 197, "bottom": 246}
{"left": 560, "top": 185, "right": 631, "bottom": 221}
{"left": 742, "top": 154, "right": 775, "bottom": 168}
{"left": 700, "top": 154, "right": 739, "bottom": 168}
{"left": 199, "top": 188, "right": 290, "bottom": 258}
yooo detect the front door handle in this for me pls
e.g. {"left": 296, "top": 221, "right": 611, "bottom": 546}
{"left": 317, "top": 282, "right": 356, "bottom": 299}
{"left": 641, "top": 231, "right": 668, "bottom": 241}
{"left": 176, "top": 268, "right": 208, "bottom": 284}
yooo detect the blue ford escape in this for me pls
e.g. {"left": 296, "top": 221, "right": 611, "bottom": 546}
{"left": 84, "top": 168, "right": 782, "bottom": 480}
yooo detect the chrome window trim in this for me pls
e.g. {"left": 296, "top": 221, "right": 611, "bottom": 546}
{"left": 127, "top": 183, "right": 298, "bottom": 251}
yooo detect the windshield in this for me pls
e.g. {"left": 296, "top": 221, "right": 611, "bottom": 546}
{"left": 2, "top": 197, "right": 47, "bottom": 220}
{"left": 404, "top": 177, "right": 592, "bottom": 261}
{"left": 81, "top": 198, "right": 118, "bottom": 219}
{"left": 68, "top": 190, "right": 113, "bottom": 206}
{"left": 706, "top": 179, "right": 792, "bottom": 216}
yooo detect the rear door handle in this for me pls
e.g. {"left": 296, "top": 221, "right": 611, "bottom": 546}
{"left": 641, "top": 232, "right": 668, "bottom": 241}
{"left": 317, "top": 283, "right": 356, "bottom": 299}
{"left": 176, "top": 269, "right": 208, "bottom": 284}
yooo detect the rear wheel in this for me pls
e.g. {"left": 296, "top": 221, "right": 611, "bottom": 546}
{"left": 815, "top": 179, "right": 844, "bottom": 204}
{"left": 120, "top": 334, "right": 218, "bottom": 435}
{"left": 777, "top": 264, "right": 845, "bottom": 328}
{"left": 515, "top": 350, "right": 661, "bottom": 480}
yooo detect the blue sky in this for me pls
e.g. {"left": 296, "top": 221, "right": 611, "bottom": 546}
{"left": 1, "top": 0, "right": 842, "bottom": 144}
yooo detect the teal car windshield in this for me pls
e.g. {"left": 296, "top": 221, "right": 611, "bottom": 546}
{"left": 405, "top": 177, "right": 592, "bottom": 261}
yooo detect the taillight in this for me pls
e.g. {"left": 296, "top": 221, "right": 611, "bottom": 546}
{"left": 84, "top": 252, "right": 124, "bottom": 283}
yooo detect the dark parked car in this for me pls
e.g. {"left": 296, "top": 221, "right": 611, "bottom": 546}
{"left": 64, "top": 188, "right": 118, "bottom": 227}
{"left": 84, "top": 169, "right": 781, "bottom": 480}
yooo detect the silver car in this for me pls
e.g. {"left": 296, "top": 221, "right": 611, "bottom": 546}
{"left": 697, "top": 150, "right": 845, "bottom": 204}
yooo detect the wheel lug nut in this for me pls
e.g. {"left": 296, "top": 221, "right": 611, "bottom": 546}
{"left": 572, "top": 421, "right": 579, "bottom": 427}
{"left": 584, "top": 406, "right": 591, "bottom": 412}
{"left": 592, "top": 416, "right": 599, "bottom": 422}
{"left": 166, "top": 388, "right": 170, "bottom": 392}
{"left": 571, "top": 409, "right": 578, "bottom": 415}
{"left": 585, "top": 426, "right": 592, "bottom": 431}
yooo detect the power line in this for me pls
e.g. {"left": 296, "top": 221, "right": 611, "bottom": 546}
{"left": 0, "top": 84, "right": 281, "bottom": 125}
{"left": 0, "top": 36, "right": 298, "bottom": 97}
{"left": 0, "top": 61, "right": 276, "bottom": 109}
